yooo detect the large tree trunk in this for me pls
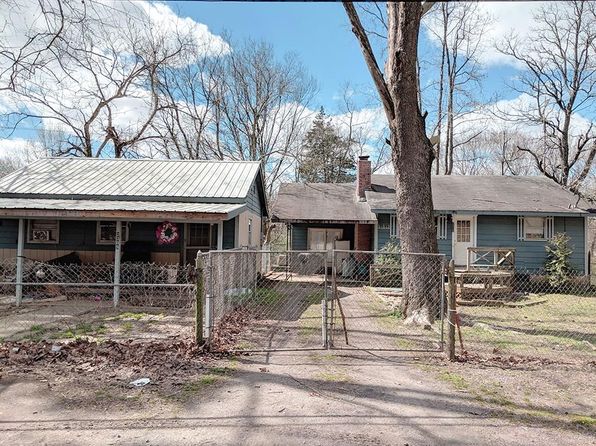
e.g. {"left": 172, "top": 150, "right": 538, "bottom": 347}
{"left": 343, "top": 2, "right": 439, "bottom": 326}
{"left": 386, "top": 3, "right": 439, "bottom": 325}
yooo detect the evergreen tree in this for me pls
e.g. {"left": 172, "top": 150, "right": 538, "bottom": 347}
{"left": 297, "top": 108, "right": 356, "bottom": 183}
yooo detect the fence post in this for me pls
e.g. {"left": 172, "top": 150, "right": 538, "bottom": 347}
{"left": 195, "top": 253, "right": 204, "bottom": 344}
{"left": 322, "top": 253, "right": 328, "bottom": 348}
{"left": 15, "top": 218, "right": 24, "bottom": 306}
{"left": 447, "top": 259, "right": 456, "bottom": 361}
{"left": 113, "top": 220, "right": 122, "bottom": 308}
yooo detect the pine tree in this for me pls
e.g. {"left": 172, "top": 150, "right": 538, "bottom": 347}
{"left": 297, "top": 108, "right": 356, "bottom": 183}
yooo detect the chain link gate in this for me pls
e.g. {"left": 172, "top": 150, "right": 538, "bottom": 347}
{"left": 203, "top": 249, "right": 446, "bottom": 353}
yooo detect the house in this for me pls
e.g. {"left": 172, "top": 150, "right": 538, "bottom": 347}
{"left": 272, "top": 156, "right": 592, "bottom": 274}
{"left": 0, "top": 158, "right": 268, "bottom": 266}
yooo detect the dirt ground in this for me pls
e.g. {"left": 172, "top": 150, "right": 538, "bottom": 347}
{"left": 0, "top": 348, "right": 595, "bottom": 446}
{"left": 0, "top": 279, "right": 594, "bottom": 445}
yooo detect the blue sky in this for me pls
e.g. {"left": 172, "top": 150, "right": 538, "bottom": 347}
{"left": 172, "top": 1, "right": 519, "bottom": 112}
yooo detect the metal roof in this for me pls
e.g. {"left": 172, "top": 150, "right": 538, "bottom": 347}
{"left": 367, "top": 175, "right": 590, "bottom": 214}
{"left": 272, "top": 183, "right": 377, "bottom": 223}
{"left": 0, "top": 198, "right": 245, "bottom": 220}
{"left": 0, "top": 158, "right": 262, "bottom": 201}
{"left": 273, "top": 175, "right": 590, "bottom": 222}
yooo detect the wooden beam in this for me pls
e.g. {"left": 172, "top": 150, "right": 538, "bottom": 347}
{"left": 0, "top": 209, "right": 230, "bottom": 222}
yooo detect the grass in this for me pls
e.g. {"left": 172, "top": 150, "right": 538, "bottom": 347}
{"left": 437, "top": 371, "right": 468, "bottom": 391}
{"left": 51, "top": 322, "right": 107, "bottom": 339}
{"left": 459, "top": 293, "right": 596, "bottom": 356}
{"left": 571, "top": 415, "right": 596, "bottom": 428}
{"left": 254, "top": 288, "right": 284, "bottom": 306}
{"left": 316, "top": 371, "right": 351, "bottom": 382}
{"left": 105, "top": 311, "right": 152, "bottom": 321}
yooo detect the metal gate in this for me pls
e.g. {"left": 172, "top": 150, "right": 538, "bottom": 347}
{"left": 204, "top": 249, "right": 445, "bottom": 353}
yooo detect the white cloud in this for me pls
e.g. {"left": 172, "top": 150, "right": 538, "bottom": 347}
{"left": 0, "top": 0, "right": 229, "bottom": 155}
{"left": 423, "top": 2, "right": 541, "bottom": 68}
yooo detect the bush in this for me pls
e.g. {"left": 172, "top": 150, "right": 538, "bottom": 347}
{"left": 545, "top": 233, "right": 573, "bottom": 288}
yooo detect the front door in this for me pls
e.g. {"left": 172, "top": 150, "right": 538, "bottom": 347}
{"left": 453, "top": 217, "right": 475, "bottom": 266}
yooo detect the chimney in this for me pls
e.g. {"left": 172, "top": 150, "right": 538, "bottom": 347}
{"left": 356, "top": 155, "right": 371, "bottom": 201}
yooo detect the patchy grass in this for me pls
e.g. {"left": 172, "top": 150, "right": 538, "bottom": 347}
{"left": 316, "top": 371, "right": 351, "bottom": 382}
{"left": 254, "top": 288, "right": 284, "bottom": 306}
{"left": 51, "top": 323, "right": 107, "bottom": 340}
{"left": 459, "top": 294, "right": 596, "bottom": 355}
{"left": 438, "top": 371, "right": 468, "bottom": 391}
{"left": 571, "top": 415, "right": 596, "bottom": 428}
{"left": 106, "top": 312, "right": 151, "bottom": 321}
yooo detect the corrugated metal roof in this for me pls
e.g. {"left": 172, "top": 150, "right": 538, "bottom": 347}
{"left": 272, "top": 183, "right": 377, "bottom": 223}
{"left": 0, "top": 197, "right": 245, "bottom": 215}
{"left": 0, "top": 158, "right": 261, "bottom": 201}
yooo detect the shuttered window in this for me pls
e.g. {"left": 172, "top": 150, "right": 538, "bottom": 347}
{"left": 517, "top": 216, "right": 554, "bottom": 241}
{"left": 389, "top": 215, "right": 399, "bottom": 238}
{"left": 436, "top": 215, "right": 448, "bottom": 240}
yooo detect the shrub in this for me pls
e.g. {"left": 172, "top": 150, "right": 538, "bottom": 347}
{"left": 545, "top": 233, "right": 573, "bottom": 288}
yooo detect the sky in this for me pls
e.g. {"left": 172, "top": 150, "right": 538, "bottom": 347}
{"left": 170, "top": 1, "right": 523, "bottom": 110}
{"left": 0, "top": 1, "right": 580, "bottom": 159}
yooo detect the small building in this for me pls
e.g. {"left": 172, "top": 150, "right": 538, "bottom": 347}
{"left": 273, "top": 156, "right": 593, "bottom": 274}
{"left": 0, "top": 158, "right": 268, "bottom": 266}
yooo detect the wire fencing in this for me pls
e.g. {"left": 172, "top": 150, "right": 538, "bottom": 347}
{"left": 449, "top": 263, "right": 596, "bottom": 363}
{"left": 0, "top": 258, "right": 196, "bottom": 342}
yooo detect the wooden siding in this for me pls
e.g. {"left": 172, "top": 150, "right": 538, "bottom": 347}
{"left": 246, "top": 182, "right": 262, "bottom": 216}
{"left": 476, "top": 215, "right": 585, "bottom": 273}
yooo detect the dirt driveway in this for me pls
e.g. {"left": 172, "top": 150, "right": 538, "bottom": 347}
{"left": 1, "top": 347, "right": 594, "bottom": 446}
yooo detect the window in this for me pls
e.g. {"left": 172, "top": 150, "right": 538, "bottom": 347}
{"left": 517, "top": 216, "right": 554, "bottom": 241}
{"left": 248, "top": 218, "right": 253, "bottom": 246}
{"left": 389, "top": 214, "right": 399, "bottom": 238}
{"left": 96, "top": 221, "right": 129, "bottom": 245}
{"left": 28, "top": 219, "right": 59, "bottom": 244}
{"left": 436, "top": 215, "right": 448, "bottom": 240}
{"left": 188, "top": 223, "right": 215, "bottom": 248}
{"left": 456, "top": 220, "right": 471, "bottom": 243}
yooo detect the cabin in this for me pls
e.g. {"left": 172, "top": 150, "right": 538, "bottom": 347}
{"left": 0, "top": 158, "right": 268, "bottom": 266}
{"left": 273, "top": 156, "right": 592, "bottom": 274}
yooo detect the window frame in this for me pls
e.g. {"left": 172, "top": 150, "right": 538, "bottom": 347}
{"left": 436, "top": 215, "right": 448, "bottom": 240}
{"left": 27, "top": 219, "right": 60, "bottom": 244}
{"left": 517, "top": 216, "right": 554, "bottom": 241}
{"left": 96, "top": 221, "right": 129, "bottom": 245}
{"left": 389, "top": 214, "right": 399, "bottom": 238}
{"left": 186, "top": 223, "right": 216, "bottom": 250}
{"left": 248, "top": 218, "right": 253, "bottom": 246}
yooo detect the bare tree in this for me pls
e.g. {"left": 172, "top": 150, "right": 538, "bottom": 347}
{"left": 3, "top": 0, "right": 195, "bottom": 158}
{"left": 496, "top": 0, "right": 596, "bottom": 193}
{"left": 425, "top": 2, "right": 489, "bottom": 175}
{"left": 344, "top": 2, "right": 439, "bottom": 325}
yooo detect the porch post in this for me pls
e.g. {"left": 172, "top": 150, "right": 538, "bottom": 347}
{"left": 113, "top": 220, "right": 122, "bottom": 307}
{"left": 217, "top": 221, "right": 223, "bottom": 250}
{"left": 15, "top": 218, "right": 25, "bottom": 306}
{"left": 373, "top": 221, "right": 378, "bottom": 252}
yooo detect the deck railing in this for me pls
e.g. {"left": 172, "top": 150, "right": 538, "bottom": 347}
{"left": 467, "top": 247, "right": 515, "bottom": 271}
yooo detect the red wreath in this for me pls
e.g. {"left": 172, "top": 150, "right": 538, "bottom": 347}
{"left": 155, "top": 221, "right": 179, "bottom": 245}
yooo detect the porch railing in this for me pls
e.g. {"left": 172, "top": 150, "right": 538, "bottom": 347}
{"left": 467, "top": 247, "right": 516, "bottom": 271}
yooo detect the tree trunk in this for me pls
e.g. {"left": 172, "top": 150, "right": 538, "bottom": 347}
{"left": 344, "top": 2, "right": 439, "bottom": 325}
{"left": 386, "top": 3, "right": 439, "bottom": 324}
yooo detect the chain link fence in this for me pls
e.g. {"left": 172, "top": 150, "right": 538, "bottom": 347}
{"left": 0, "top": 257, "right": 196, "bottom": 342}
{"left": 204, "top": 250, "right": 328, "bottom": 351}
{"left": 449, "top": 263, "right": 596, "bottom": 363}
{"left": 329, "top": 250, "right": 445, "bottom": 351}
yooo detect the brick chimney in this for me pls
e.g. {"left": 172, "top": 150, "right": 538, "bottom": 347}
{"left": 356, "top": 155, "right": 371, "bottom": 201}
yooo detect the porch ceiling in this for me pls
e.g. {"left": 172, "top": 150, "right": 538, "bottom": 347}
{"left": 0, "top": 198, "right": 245, "bottom": 221}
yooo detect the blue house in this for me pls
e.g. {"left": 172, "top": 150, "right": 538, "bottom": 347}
{"left": 273, "top": 156, "right": 592, "bottom": 274}
{"left": 0, "top": 158, "right": 268, "bottom": 266}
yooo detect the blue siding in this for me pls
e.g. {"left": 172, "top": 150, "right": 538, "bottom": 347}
{"left": 223, "top": 218, "right": 235, "bottom": 249}
{"left": 247, "top": 183, "right": 262, "bottom": 216}
{"left": 375, "top": 213, "right": 452, "bottom": 258}
{"left": 476, "top": 215, "right": 585, "bottom": 273}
